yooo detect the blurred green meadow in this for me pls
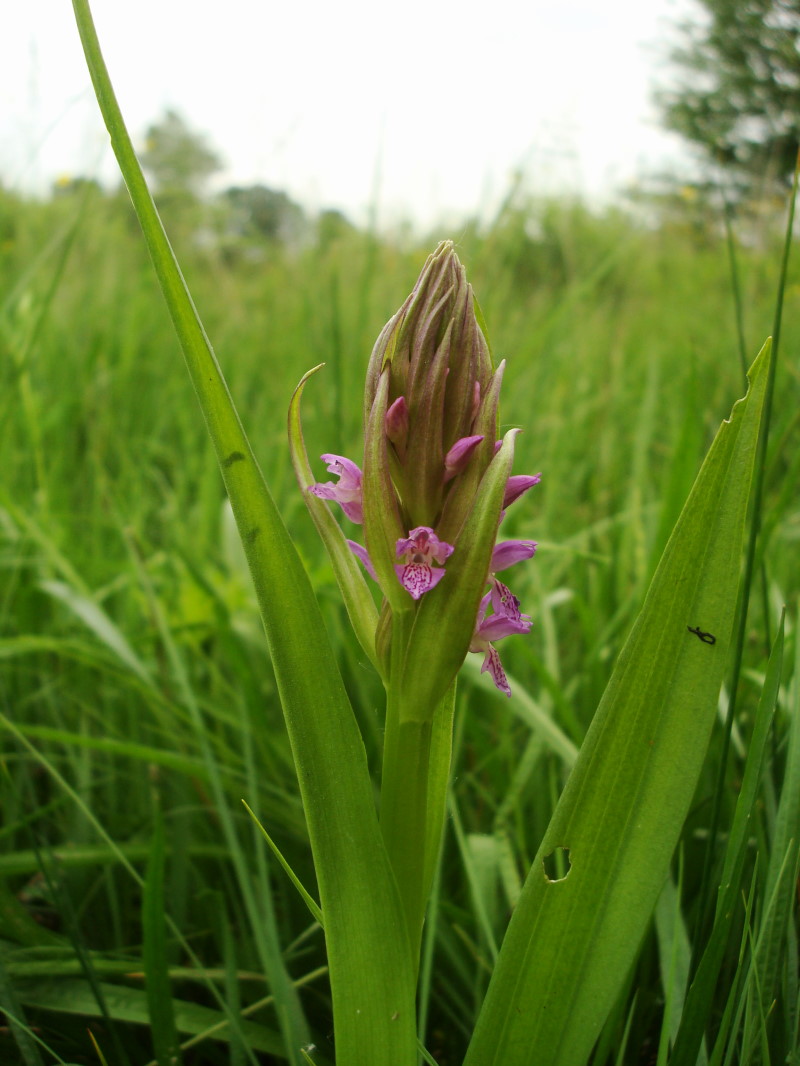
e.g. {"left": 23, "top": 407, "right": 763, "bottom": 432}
{"left": 1, "top": 179, "right": 798, "bottom": 1064}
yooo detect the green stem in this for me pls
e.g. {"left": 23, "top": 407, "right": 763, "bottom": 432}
{"left": 380, "top": 614, "right": 456, "bottom": 965}
{"left": 381, "top": 708, "right": 433, "bottom": 960}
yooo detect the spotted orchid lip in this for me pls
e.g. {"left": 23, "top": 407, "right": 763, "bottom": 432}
{"left": 394, "top": 526, "right": 455, "bottom": 600}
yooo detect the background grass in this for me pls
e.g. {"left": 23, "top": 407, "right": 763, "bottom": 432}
{"left": 1, "top": 179, "right": 798, "bottom": 1064}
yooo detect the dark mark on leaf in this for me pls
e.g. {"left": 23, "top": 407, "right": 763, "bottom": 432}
{"left": 223, "top": 451, "right": 246, "bottom": 468}
{"left": 687, "top": 625, "right": 716, "bottom": 645}
{"left": 246, "top": 526, "right": 261, "bottom": 545}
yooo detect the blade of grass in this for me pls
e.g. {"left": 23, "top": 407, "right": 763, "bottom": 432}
{"left": 14, "top": 977, "right": 286, "bottom": 1056}
{"left": 69, "top": 4, "right": 418, "bottom": 1062}
{"left": 242, "top": 801, "right": 322, "bottom": 925}
{"left": 693, "top": 151, "right": 798, "bottom": 956}
{"left": 142, "top": 813, "right": 182, "bottom": 1066}
{"left": 39, "top": 579, "right": 154, "bottom": 687}
{"left": 463, "top": 340, "right": 771, "bottom": 1066}
{"left": 752, "top": 612, "right": 800, "bottom": 1026}
{"left": 0, "top": 953, "right": 46, "bottom": 1066}
{"left": 669, "top": 611, "right": 784, "bottom": 1066}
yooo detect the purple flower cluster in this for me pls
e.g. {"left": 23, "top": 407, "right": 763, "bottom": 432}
{"left": 310, "top": 454, "right": 539, "bottom": 695}
{"left": 302, "top": 242, "right": 541, "bottom": 700}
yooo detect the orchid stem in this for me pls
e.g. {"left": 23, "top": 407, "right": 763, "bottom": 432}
{"left": 380, "top": 608, "right": 457, "bottom": 967}
{"left": 381, "top": 707, "right": 433, "bottom": 963}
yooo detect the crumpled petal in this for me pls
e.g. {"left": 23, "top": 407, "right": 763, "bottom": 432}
{"left": 309, "top": 454, "right": 364, "bottom": 523}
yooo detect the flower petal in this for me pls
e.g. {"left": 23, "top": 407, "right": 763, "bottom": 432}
{"left": 480, "top": 645, "right": 511, "bottom": 697}
{"left": 503, "top": 473, "right": 542, "bottom": 509}
{"left": 309, "top": 453, "right": 364, "bottom": 523}
{"left": 395, "top": 526, "right": 455, "bottom": 566}
{"left": 320, "top": 454, "right": 361, "bottom": 481}
{"left": 490, "top": 579, "right": 529, "bottom": 624}
{"left": 491, "top": 539, "right": 538, "bottom": 572}
{"left": 444, "top": 434, "right": 484, "bottom": 481}
{"left": 385, "top": 396, "right": 409, "bottom": 451}
{"left": 347, "top": 539, "right": 377, "bottom": 581}
{"left": 475, "top": 611, "right": 531, "bottom": 643}
{"left": 395, "top": 562, "right": 447, "bottom": 600}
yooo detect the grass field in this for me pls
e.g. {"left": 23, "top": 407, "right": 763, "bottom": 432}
{"left": 1, "top": 178, "right": 798, "bottom": 1065}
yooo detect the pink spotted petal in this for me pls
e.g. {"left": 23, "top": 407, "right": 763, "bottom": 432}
{"left": 503, "top": 474, "right": 542, "bottom": 509}
{"left": 395, "top": 562, "right": 447, "bottom": 600}
{"left": 490, "top": 579, "right": 529, "bottom": 624}
{"left": 491, "top": 539, "right": 537, "bottom": 572}
{"left": 444, "top": 434, "right": 484, "bottom": 481}
{"left": 347, "top": 540, "right": 377, "bottom": 581}
{"left": 481, "top": 645, "right": 511, "bottom": 697}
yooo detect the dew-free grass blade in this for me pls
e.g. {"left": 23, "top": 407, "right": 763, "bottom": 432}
{"left": 13, "top": 976, "right": 285, "bottom": 1056}
{"left": 0, "top": 953, "right": 46, "bottom": 1066}
{"left": 463, "top": 339, "right": 771, "bottom": 1066}
{"left": 70, "top": 3, "right": 418, "bottom": 1063}
{"left": 39, "top": 580, "right": 154, "bottom": 687}
{"left": 752, "top": 614, "right": 800, "bottom": 1029}
{"left": 143, "top": 814, "right": 182, "bottom": 1066}
{"left": 669, "top": 610, "right": 785, "bottom": 1066}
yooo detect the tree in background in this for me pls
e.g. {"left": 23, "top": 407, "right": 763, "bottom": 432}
{"left": 657, "top": 0, "right": 800, "bottom": 187}
{"left": 141, "top": 109, "right": 222, "bottom": 200}
{"left": 222, "top": 185, "right": 308, "bottom": 246}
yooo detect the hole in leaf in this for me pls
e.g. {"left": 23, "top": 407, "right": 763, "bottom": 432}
{"left": 542, "top": 845, "right": 571, "bottom": 883}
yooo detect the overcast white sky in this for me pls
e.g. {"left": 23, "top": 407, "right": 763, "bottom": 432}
{"left": 3, "top": 0, "right": 697, "bottom": 229}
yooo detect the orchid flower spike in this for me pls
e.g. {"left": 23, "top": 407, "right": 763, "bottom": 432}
{"left": 298, "top": 241, "right": 541, "bottom": 710}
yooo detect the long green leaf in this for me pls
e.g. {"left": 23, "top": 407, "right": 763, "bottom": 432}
{"left": 14, "top": 977, "right": 284, "bottom": 1055}
{"left": 463, "top": 339, "right": 771, "bottom": 1066}
{"left": 69, "top": 3, "right": 418, "bottom": 1063}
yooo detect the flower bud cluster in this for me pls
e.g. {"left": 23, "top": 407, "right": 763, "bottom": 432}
{"left": 308, "top": 242, "right": 539, "bottom": 697}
